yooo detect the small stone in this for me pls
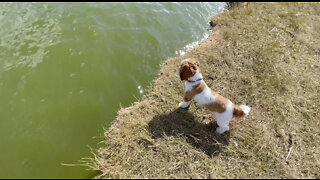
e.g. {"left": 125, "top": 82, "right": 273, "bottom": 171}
{"left": 279, "top": 129, "right": 286, "bottom": 137}
{"left": 209, "top": 21, "right": 216, "bottom": 28}
{"left": 234, "top": 141, "right": 238, "bottom": 148}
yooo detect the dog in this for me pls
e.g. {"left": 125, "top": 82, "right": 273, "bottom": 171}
{"left": 178, "top": 58, "right": 251, "bottom": 134}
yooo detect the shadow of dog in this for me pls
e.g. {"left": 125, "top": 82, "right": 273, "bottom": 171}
{"left": 148, "top": 108, "right": 230, "bottom": 157}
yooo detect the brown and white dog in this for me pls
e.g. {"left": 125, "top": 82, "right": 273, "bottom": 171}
{"left": 179, "top": 58, "right": 251, "bottom": 134}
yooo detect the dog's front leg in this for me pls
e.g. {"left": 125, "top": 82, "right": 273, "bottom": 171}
{"left": 179, "top": 100, "right": 192, "bottom": 109}
{"left": 179, "top": 92, "right": 193, "bottom": 109}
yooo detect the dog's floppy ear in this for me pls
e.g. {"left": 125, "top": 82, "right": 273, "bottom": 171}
{"left": 179, "top": 65, "right": 189, "bottom": 80}
{"left": 190, "top": 64, "right": 197, "bottom": 72}
{"left": 190, "top": 58, "right": 200, "bottom": 67}
{"left": 195, "top": 60, "right": 200, "bottom": 67}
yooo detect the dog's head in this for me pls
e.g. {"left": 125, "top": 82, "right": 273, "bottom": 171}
{"left": 179, "top": 58, "right": 200, "bottom": 81}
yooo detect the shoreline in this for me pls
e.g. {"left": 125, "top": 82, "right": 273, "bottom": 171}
{"left": 90, "top": 2, "right": 320, "bottom": 178}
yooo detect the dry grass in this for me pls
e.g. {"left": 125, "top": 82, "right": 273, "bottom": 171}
{"left": 89, "top": 2, "right": 320, "bottom": 178}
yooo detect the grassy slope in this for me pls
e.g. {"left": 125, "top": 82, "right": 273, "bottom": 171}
{"left": 91, "top": 2, "right": 320, "bottom": 178}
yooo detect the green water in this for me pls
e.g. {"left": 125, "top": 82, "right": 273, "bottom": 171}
{"left": 0, "top": 2, "right": 225, "bottom": 178}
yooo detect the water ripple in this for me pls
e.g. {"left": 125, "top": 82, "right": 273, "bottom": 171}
{"left": 0, "top": 3, "right": 62, "bottom": 72}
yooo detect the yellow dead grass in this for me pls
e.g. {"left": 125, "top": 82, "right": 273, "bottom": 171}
{"left": 89, "top": 2, "right": 320, "bottom": 178}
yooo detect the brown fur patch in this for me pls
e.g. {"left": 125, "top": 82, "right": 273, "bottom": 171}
{"left": 179, "top": 58, "right": 200, "bottom": 80}
{"left": 188, "top": 58, "right": 200, "bottom": 67}
{"left": 204, "top": 90, "right": 228, "bottom": 113}
{"left": 233, "top": 105, "right": 245, "bottom": 117}
{"left": 184, "top": 82, "right": 206, "bottom": 102}
{"left": 184, "top": 82, "right": 229, "bottom": 114}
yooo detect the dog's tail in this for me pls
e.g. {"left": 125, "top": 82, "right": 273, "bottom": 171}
{"left": 233, "top": 104, "right": 251, "bottom": 118}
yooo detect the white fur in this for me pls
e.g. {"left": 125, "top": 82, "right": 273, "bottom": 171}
{"left": 179, "top": 101, "right": 191, "bottom": 109}
{"left": 179, "top": 67, "right": 250, "bottom": 134}
{"left": 184, "top": 69, "right": 203, "bottom": 91}
{"left": 239, "top": 105, "right": 251, "bottom": 116}
{"left": 187, "top": 69, "right": 202, "bottom": 82}
{"left": 194, "top": 86, "right": 215, "bottom": 105}
{"left": 214, "top": 100, "right": 234, "bottom": 134}
{"left": 181, "top": 58, "right": 190, "bottom": 63}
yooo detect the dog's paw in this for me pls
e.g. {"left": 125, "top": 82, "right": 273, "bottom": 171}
{"left": 216, "top": 126, "right": 229, "bottom": 134}
{"left": 179, "top": 102, "right": 190, "bottom": 109}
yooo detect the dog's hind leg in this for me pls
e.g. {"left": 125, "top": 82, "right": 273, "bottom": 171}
{"left": 214, "top": 100, "right": 234, "bottom": 134}
{"left": 215, "top": 112, "right": 232, "bottom": 134}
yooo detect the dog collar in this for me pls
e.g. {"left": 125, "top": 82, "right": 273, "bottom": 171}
{"left": 187, "top": 78, "right": 203, "bottom": 83}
